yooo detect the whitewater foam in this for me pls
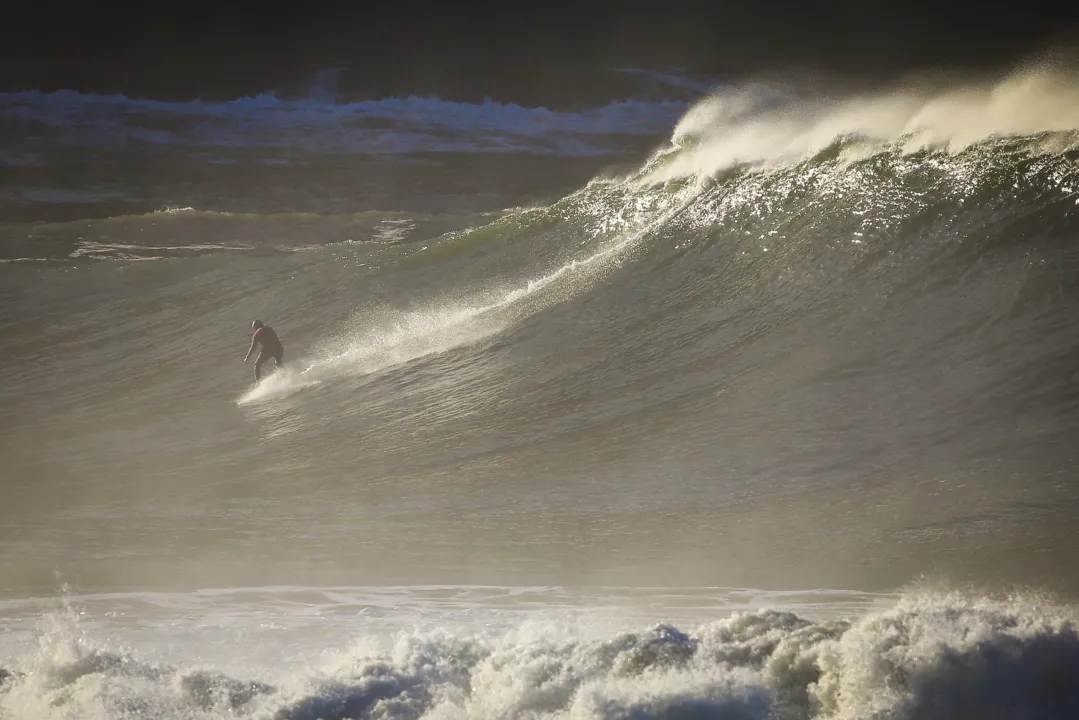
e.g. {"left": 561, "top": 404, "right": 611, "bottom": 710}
{"left": 2, "top": 588, "right": 1078, "bottom": 720}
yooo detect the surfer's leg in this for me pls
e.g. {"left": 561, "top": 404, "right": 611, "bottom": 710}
{"left": 255, "top": 353, "right": 266, "bottom": 382}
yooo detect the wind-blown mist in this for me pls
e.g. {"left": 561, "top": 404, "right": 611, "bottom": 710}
{"left": 653, "top": 65, "right": 1079, "bottom": 179}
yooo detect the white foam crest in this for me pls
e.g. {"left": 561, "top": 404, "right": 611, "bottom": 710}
{"left": 69, "top": 241, "right": 253, "bottom": 258}
{"left": 151, "top": 205, "right": 199, "bottom": 214}
{"left": 647, "top": 64, "right": 1079, "bottom": 182}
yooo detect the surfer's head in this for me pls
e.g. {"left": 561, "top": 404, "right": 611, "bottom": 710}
{"left": 252, "top": 320, "right": 264, "bottom": 330}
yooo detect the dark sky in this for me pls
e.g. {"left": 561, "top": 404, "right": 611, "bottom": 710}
{"left": 3, "top": 0, "right": 1078, "bottom": 103}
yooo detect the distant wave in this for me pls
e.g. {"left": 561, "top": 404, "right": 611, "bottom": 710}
{"left": 0, "top": 207, "right": 495, "bottom": 261}
{"left": 0, "top": 91, "right": 688, "bottom": 161}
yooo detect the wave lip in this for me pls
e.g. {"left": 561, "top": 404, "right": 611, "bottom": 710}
{"left": 645, "top": 64, "right": 1079, "bottom": 182}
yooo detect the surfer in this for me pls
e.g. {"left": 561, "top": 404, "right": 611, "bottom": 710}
{"left": 244, "top": 320, "right": 284, "bottom": 382}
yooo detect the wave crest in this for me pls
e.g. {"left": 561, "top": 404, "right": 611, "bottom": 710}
{"left": 648, "top": 63, "right": 1079, "bottom": 182}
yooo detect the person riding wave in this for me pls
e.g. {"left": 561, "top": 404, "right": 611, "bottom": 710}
{"left": 244, "top": 320, "right": 284, "bottom": 382}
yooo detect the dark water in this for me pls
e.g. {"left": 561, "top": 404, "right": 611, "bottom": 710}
{"left": 2, "top": 67, "right": 1079, "bottom": 718}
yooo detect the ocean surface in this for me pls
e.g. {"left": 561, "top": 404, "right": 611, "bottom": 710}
{"left": 3, "top": 66, "right": 1079, "bottom": 718}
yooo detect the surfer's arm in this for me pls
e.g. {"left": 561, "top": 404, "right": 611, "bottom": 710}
{"left": 243, "top": 336, "right": 258, "bottom": 362}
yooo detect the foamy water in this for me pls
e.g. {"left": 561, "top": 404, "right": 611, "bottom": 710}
{"left": 5, "top": 587, "right": 1079, "bottom": 720}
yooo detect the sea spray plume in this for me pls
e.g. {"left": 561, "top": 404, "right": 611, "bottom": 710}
{"left": 643, "top": 63, "right": 1079, "bottom": 183}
